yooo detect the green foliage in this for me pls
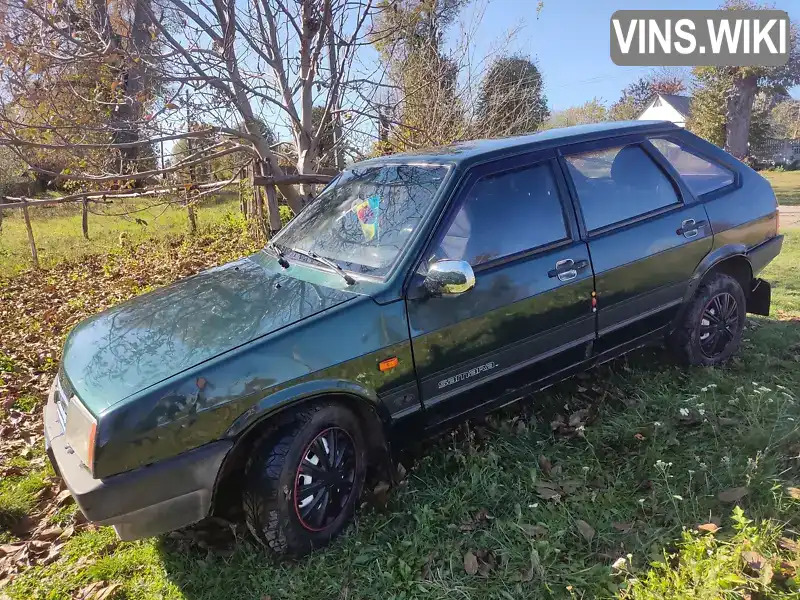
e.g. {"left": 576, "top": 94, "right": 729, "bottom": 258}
{"left": 770, "top": 100, "right": 800, "bottom": 140}
{"left": 622, "top": 509, "right": 795, "bottom": 598}
{"left": 541, "top": 98, "right": 607, "bottom": 130}
{"left": 475, "top": 55, "right": 549, "bottom": 137}
{"left": 688, "top": 66, "right": 731, "bottom": 147}
{"left": 373, "top": 0, "right": 469, "bottom": 150}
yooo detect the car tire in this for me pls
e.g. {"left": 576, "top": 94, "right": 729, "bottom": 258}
{"left": 669, "top": 272, "right": 747, "bottom": 366}
{"left": 242, "top": 403, "right": 366, "bottom": 556}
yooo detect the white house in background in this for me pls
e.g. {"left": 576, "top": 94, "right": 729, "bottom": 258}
{"left": 637, "top": 94, "right": 692, "bottom": 127}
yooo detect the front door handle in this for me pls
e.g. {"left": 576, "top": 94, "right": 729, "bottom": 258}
{"left": 548, "top": 258, "right": 589, "bottom": 282}
{"left": 676, "top": 219, "right": 708, "bottom": 239}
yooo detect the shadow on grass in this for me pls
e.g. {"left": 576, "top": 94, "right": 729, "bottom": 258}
{"left": 155, "top": 317, "right": 800, "bottom": 600}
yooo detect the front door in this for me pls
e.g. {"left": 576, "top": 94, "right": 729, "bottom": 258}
{"left": 405, "top": 151, "right": 595, "bottom": 426}
{"left": 560, "top": 136, "right": 713, "bottom": 351}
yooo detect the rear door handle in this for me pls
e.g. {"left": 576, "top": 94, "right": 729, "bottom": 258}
{"left": 548, "top": 258, "right": 589, "bottom": 282}
{"left": 677, "top": 219, "right": 708, "bottom": 239}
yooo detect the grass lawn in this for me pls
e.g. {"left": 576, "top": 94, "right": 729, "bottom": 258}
{"left": 0, "top": 194, "right": 242, "bottom": 277}
{"left": 1, "top": 222, "right": 800, "bottom": 598}
{"left": 762, "top": 170, "right": 800, "bottom": 206}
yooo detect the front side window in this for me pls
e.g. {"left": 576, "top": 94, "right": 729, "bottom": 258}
{"left": 650, "top": 138, "right": 735, "bottom": 197}
{"left": 274, "top": 164, "right": 448, "bottom": 277}
{"left": 430, "top": 162, "right": 568, "bottom": 268}
{"left": 565, "top": 144, "right": 680, "bottom": 231}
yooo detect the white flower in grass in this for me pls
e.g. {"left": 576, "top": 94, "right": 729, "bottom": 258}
{"left": 777, "top": 384, "right": 788, "bottom": 391}
{"left": 700, "top": 386, "right": 709, "bottom": 392}
{"left": 782, "top": 392, "right": 795, "bottom": 401}
{"left": 699, "top": 462, "right": 708, "bottom": 470}
{"left": 698, "top": 408, "right": 706, "bottom": 416}
{"left": 680, "top": 408, "right": 690, "bottom": 417}
{"left": 688, "top": 470, "right": 696, "bottom": 476}
{"left": 721, "top": 456, "right": 731, "bottom": 466}
{"left": 672, "top": 495, "right": 684, "bottom": 501}
{"left": 707, "top": 384, "right": 717, "bottom": 389}
{"left": 638, "top": 498, "right": 646, "bottom": 505}
{"left": 654, "top": 421, "right": 663, "bottom": 427}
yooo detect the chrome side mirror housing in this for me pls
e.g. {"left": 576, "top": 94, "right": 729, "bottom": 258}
{"left": 423, "top": 260, "right": 476, "bottom": 297}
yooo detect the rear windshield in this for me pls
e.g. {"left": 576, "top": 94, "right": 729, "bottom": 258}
{"left": 274, "top": 164, "right": 449, "bottom": 278}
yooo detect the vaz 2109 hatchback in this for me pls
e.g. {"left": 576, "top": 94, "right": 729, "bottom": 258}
{"left": 45, "top": 121, "right": 783, "bottom": 555}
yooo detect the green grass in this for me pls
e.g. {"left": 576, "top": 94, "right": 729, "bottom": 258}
{"left": 1, "top": 229, "right": 799, "bottom": 598}
{"left": 0, "top": 194, "right": 242, "bottom": 276}
{"left": 762, "top": 170, "right": 800, "bottom": 206}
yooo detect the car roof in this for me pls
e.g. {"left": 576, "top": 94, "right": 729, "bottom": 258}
{"left": 356, "top": 120, "right": 680, "bottom": 168}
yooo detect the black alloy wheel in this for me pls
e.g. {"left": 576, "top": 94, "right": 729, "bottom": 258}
{"left": 698, "top": 292, "right": 739, "bottom": 359}
{"left": 294, "top": 427, "right": 357, "bottom": 531}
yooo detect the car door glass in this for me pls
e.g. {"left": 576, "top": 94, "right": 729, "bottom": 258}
{"left": 565, "top": 144, "right": 681, "bottom": 231}
{"left": 431, "top": 163, "right": 568, "bottom": 268}
{"left": 650, "top": 138, "right": 735, "bottom": 196}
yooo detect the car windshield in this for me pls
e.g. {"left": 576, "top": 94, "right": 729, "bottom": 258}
{"left": 272, "top": 164, "right": 449, "bottom": 278}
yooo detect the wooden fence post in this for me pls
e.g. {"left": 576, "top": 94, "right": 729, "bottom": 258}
{"left": 81, "top": 199, "right": 89, "bottom": 239}
{"left": 21, "top": 201, "right": 39, "bottom": 269}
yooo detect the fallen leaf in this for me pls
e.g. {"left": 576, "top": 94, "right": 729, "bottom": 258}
{"left": 0, "top": 544, "right": 24, "bottom": 557}
{"left": 535, "top": 481, "right": 561, "bottom": 501}
{"left": 575, "top": 519, "right": 595, "bottom": 543}
{"left": 612, "top": 522, "right": 633, "bottom": 533}
{"left": 519, "top": 523, "right": 548, "bottom": 537}
{"left": 569, "top": 409, "right": 590, "bottom": 427}
{"left": 786, "top": 487, "right": 800, "bottom": 500}
{"left": 370, "top": 481, "right": 391, "bottom": 508}
{"left": 779, "top": 537, "right": 798, "bottom": 552}
{"left": 58, "top": 524, "right": 75, "bottom": 540}
{"left": 93, "top": 582, "right": 122, "bottom": 600}
{"left": 718, "top": 487, "right": 750, "bottom": 503}
{"left": 463, "top": 551, "right": 478, "bottom": 575}
{"left": 538, "top": 455, "right": 552, "bottom": 476}
{"left": 36, "top": 527, "right": 63, "bottom": 541}
{"left": 559, "top": 479, "right": 581, "bottom": 495}
{"left": 742, "top": 551, "right": 772, "bottom": 580}
{"left": 55, "top": 489, "right": 73, "bottom": 506}
{"left": 697, "top": 523, "right": 720, "bottom": 534}
{"left": 634, "top": 433, "right": 645, "bottom": 441}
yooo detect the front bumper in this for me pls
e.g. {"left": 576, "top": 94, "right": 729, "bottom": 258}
{"left": 44, "top": 381, "right": 232, "bottom": 540}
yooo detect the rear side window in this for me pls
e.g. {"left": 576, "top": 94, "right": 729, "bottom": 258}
{"left": 565, "top": 144, "right": 680, "bottom": 231}
{"left": 432, "top": 162, "right": 567, "bottom": 267}
{"left": 650, "top": 138, "right": 735, "bottom": 196}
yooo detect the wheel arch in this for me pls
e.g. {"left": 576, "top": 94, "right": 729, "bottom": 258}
{"left": 210, "top": 382, "right": 391, "bottom": 518}
{"left": 671, "top": 246, "right": 754, "bottom": 331}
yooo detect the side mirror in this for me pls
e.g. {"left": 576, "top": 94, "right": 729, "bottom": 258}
{"left": 423, "top": 260, "right": 476, "bottom": 297}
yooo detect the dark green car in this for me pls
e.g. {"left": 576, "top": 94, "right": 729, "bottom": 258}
{"left": 45, "top": 121, "right": 783, "bottom": 556}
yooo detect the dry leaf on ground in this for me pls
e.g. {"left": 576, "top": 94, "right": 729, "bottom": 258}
{"left": 718, "top": 487, "right": 750, "bottom": 503}
{"left": 463, "top": 551, "right": 479, "bottom": 575}
{"left": 576, "top": 519, "right": 595, "bottom": 543}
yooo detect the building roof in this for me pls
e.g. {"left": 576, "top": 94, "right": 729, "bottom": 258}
{"left": 358, "top": 120, "right": 680, "bottom": 167}
{"left": 648, "top": 94, "right": 692, "bottom": 118}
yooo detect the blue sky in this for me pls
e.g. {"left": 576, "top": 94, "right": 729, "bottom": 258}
{"left": 466, "top": 0, "right": 800, "bottom": 111}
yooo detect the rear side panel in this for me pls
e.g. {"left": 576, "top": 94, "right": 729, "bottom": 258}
{"left": 672, "top": 130, "right": 779, "bottom": 252}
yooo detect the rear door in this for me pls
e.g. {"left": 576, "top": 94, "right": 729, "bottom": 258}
{"left": 405, "top": 151, "right": 595, "bottom": 424}
{"left": 559, "top": 136, "right": 713, "bottom": 351}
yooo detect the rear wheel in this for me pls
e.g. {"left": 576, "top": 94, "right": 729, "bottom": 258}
{"left": 242, "top": 403, "right": 366, "bottom": 556}
{"left": 669, "top": 272, "right": 747, "bottom": 366}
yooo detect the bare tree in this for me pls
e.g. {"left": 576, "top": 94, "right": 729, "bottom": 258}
{"left": 0, "top": 0, "right": 385, "bottom": 215}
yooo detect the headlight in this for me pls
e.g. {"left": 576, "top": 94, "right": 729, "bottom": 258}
{"left": 65, "top": 395, "right": 97, "bottom": 473}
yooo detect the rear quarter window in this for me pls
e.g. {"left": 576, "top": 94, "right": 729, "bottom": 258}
{"left": 650, "top": 138, "right": 735, "bottom": 197}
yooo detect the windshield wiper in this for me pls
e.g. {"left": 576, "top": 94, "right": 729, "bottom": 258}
{"left": 288, "top": 247, "right": 355, "bottom": 285}
{"left": 266, "top": 241, "right": 290, "bottom": 268}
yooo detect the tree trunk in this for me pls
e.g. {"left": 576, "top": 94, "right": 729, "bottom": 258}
{"left": 265, "top": 183, "right": 281, "bottom": 235}
{"left": 21, "top": 202, "right": 38, "bottom": 269}
{"left": 725, "top": 75, "right": 759, "bottom": 160}
{"left": 82, "top": 199, "right": 89, "bottom": 239}
{"left": 187, "top": 201, "right": 197, "bottom": 234}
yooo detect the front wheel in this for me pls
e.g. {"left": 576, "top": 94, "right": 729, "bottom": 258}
{"left": 242, "top": 403, "right": 367, "bottom": 556}
{"left": 669, "top": 272, "right": 747, "bottom": 366}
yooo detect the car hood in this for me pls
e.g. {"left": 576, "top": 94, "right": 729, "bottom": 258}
{"left": 61, "top": 252, "right": 358, "bottom": 415}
